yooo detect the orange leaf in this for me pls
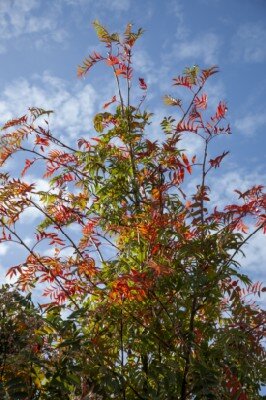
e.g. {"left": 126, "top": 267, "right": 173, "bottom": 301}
{"left": 103, "top": 95, "right": 117, "bottom": 109}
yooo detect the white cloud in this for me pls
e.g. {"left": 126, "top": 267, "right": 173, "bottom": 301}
{"left": 0, "top": 0, "right": 67, "bottom": 52}
{"left": 205, "top": 80, "right": 226, "bottom": 110}
{"left": 29, "top": 177, "right": 51, "bottom": 193}
{"left": 0, "top": 72, "right": 99, "bottom": 140}
{"left": 64, "top": 0, "right": 130, "bottom": 11}
{"left": 43, "top": 245, "right": 75, "bottom": 258}
{"left": 134, "top": 49, "right": 154, "bottom": 76}
{"left": 0, "top": 243, "right": 8, "bottom": 256}
{"left": 234, "top": 113, "right": 266, "bottom": 136}
{"left": 102, "top": 0, "right": 130, "bottom": 11}
{"left": 19, "top": 206, "right": 43, "bottom": 224}
{"left": 207, "top": 169, "right": 264, "bottom": 210}
{"left": 18, "top": 176, "right": 59, "bottom": 224}
{"left": 170, "top": 0, "right": 189, "bottom": 40}
{"left": 24, "top": 236, "right": 34, "bottom": 246}
{"left": 231, "top": 23, "right": 266, "bottom": 63}
{"left": 133, "top": 48, "right": 162, "bottom": 90}
{"left": 173, "top": 33, "right": 221, "bottom": 65}
{"left": 181, "top": 133, "right": 204, "bottom": 158}
{"left": 238, "top": 231, "right": 266, "bottom": 280}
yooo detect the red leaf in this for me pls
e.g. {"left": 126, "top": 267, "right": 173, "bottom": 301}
{"left": 77, "top": 52, "right": 103, "bottom": 78}
{"left": 194, "top": 93, "right": 208, "bottom": 109}
{"left": 21, "top": 159, "right": 34, "bottom": 176}
{"left": 173, "top": 75, "right": 192, "bottom": 88}
{"left": 35, "top": 134, "right": 50, "bottom": 147}
{"left": 176, "top": 121, "right": 197, "bottom": 133}
{"left": 115, "top": 64, "right": 127, "bottom": 76}
{"left": 2, "top": 115, "right": 27, "bottom": 130}
{"left": 106, "top": 55, "right": 120, "bottom": 66}
{"left": 103, "top": 95, "right": 117, "bottom": 109}
{"left": 178, "top": 167, "right": 184, "bottom": 183}
{"left": 78, "top": 138, "right": 91, "bottom": 149}
{"left": 209, "top": 151, "right": 229, "bottom": 169}
{"left": 211, "top": 101, "right": 228, "bottom": 121}
{"left": 182, "top": 153, "right": 192, "bottom": 174}
{"left": 139, "top": 78, "right": 147, "bottom": 90}
{"left": 199, "top": 66, "right": 219, "bottom": 85}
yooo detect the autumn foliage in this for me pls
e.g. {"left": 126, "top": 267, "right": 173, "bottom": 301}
{"left": 0, "top": 21, "right": 265, "bottom": 399}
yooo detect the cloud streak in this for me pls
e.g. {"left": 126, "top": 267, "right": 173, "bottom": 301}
{"left": 0, "top": 0, "right": 67, "bottom": 53}
{"left": 231, "top": 23, "right": 266, "bottom": 63}
{"left": 176, "top": 33, "right": 221, "bottom": 65}
{"left": 0, "top": 72, "right": 99, "bottom": 140}
{"left": 64, "top": 0, "right": 130, "bottom": 12}
{"left": 234, "top": 112, "right": 266, "bottom": 136}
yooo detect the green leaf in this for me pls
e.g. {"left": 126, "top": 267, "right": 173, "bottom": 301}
{"left": 163, "top": 95, "right": 182, "bottom": 107}
{"left": 93, "top": 20, "right": 111, "bottom": 43}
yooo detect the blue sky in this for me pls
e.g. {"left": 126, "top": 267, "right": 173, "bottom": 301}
{"left": 0, "top": 0, "right": 265, "bottom": 304}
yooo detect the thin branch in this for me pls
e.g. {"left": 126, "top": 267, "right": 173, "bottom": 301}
{"left": 1, "top": 220, "right": 80, "bottom": 309}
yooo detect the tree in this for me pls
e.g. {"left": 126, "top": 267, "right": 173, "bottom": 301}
{"left": 0, "top": 21, "right": 265, "bottom": 399}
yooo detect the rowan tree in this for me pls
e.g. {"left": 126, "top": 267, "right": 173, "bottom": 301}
{"left": 0, "top": 21, "right": 265, "bottom": 399}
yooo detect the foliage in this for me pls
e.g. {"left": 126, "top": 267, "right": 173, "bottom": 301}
{"left": 0, "top": 285, "right": 44, "bottom": 399}
{"left": 0, "top": 21, "right": 265, "bottom": 399}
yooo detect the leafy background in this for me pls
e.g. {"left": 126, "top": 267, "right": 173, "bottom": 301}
{"left": 0, "top": 0, "right": 265, "bottom": 305}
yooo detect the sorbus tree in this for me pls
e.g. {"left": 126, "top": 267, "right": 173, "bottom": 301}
{"left": 0, "top": 21, "right": 265, "bottom": 399}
